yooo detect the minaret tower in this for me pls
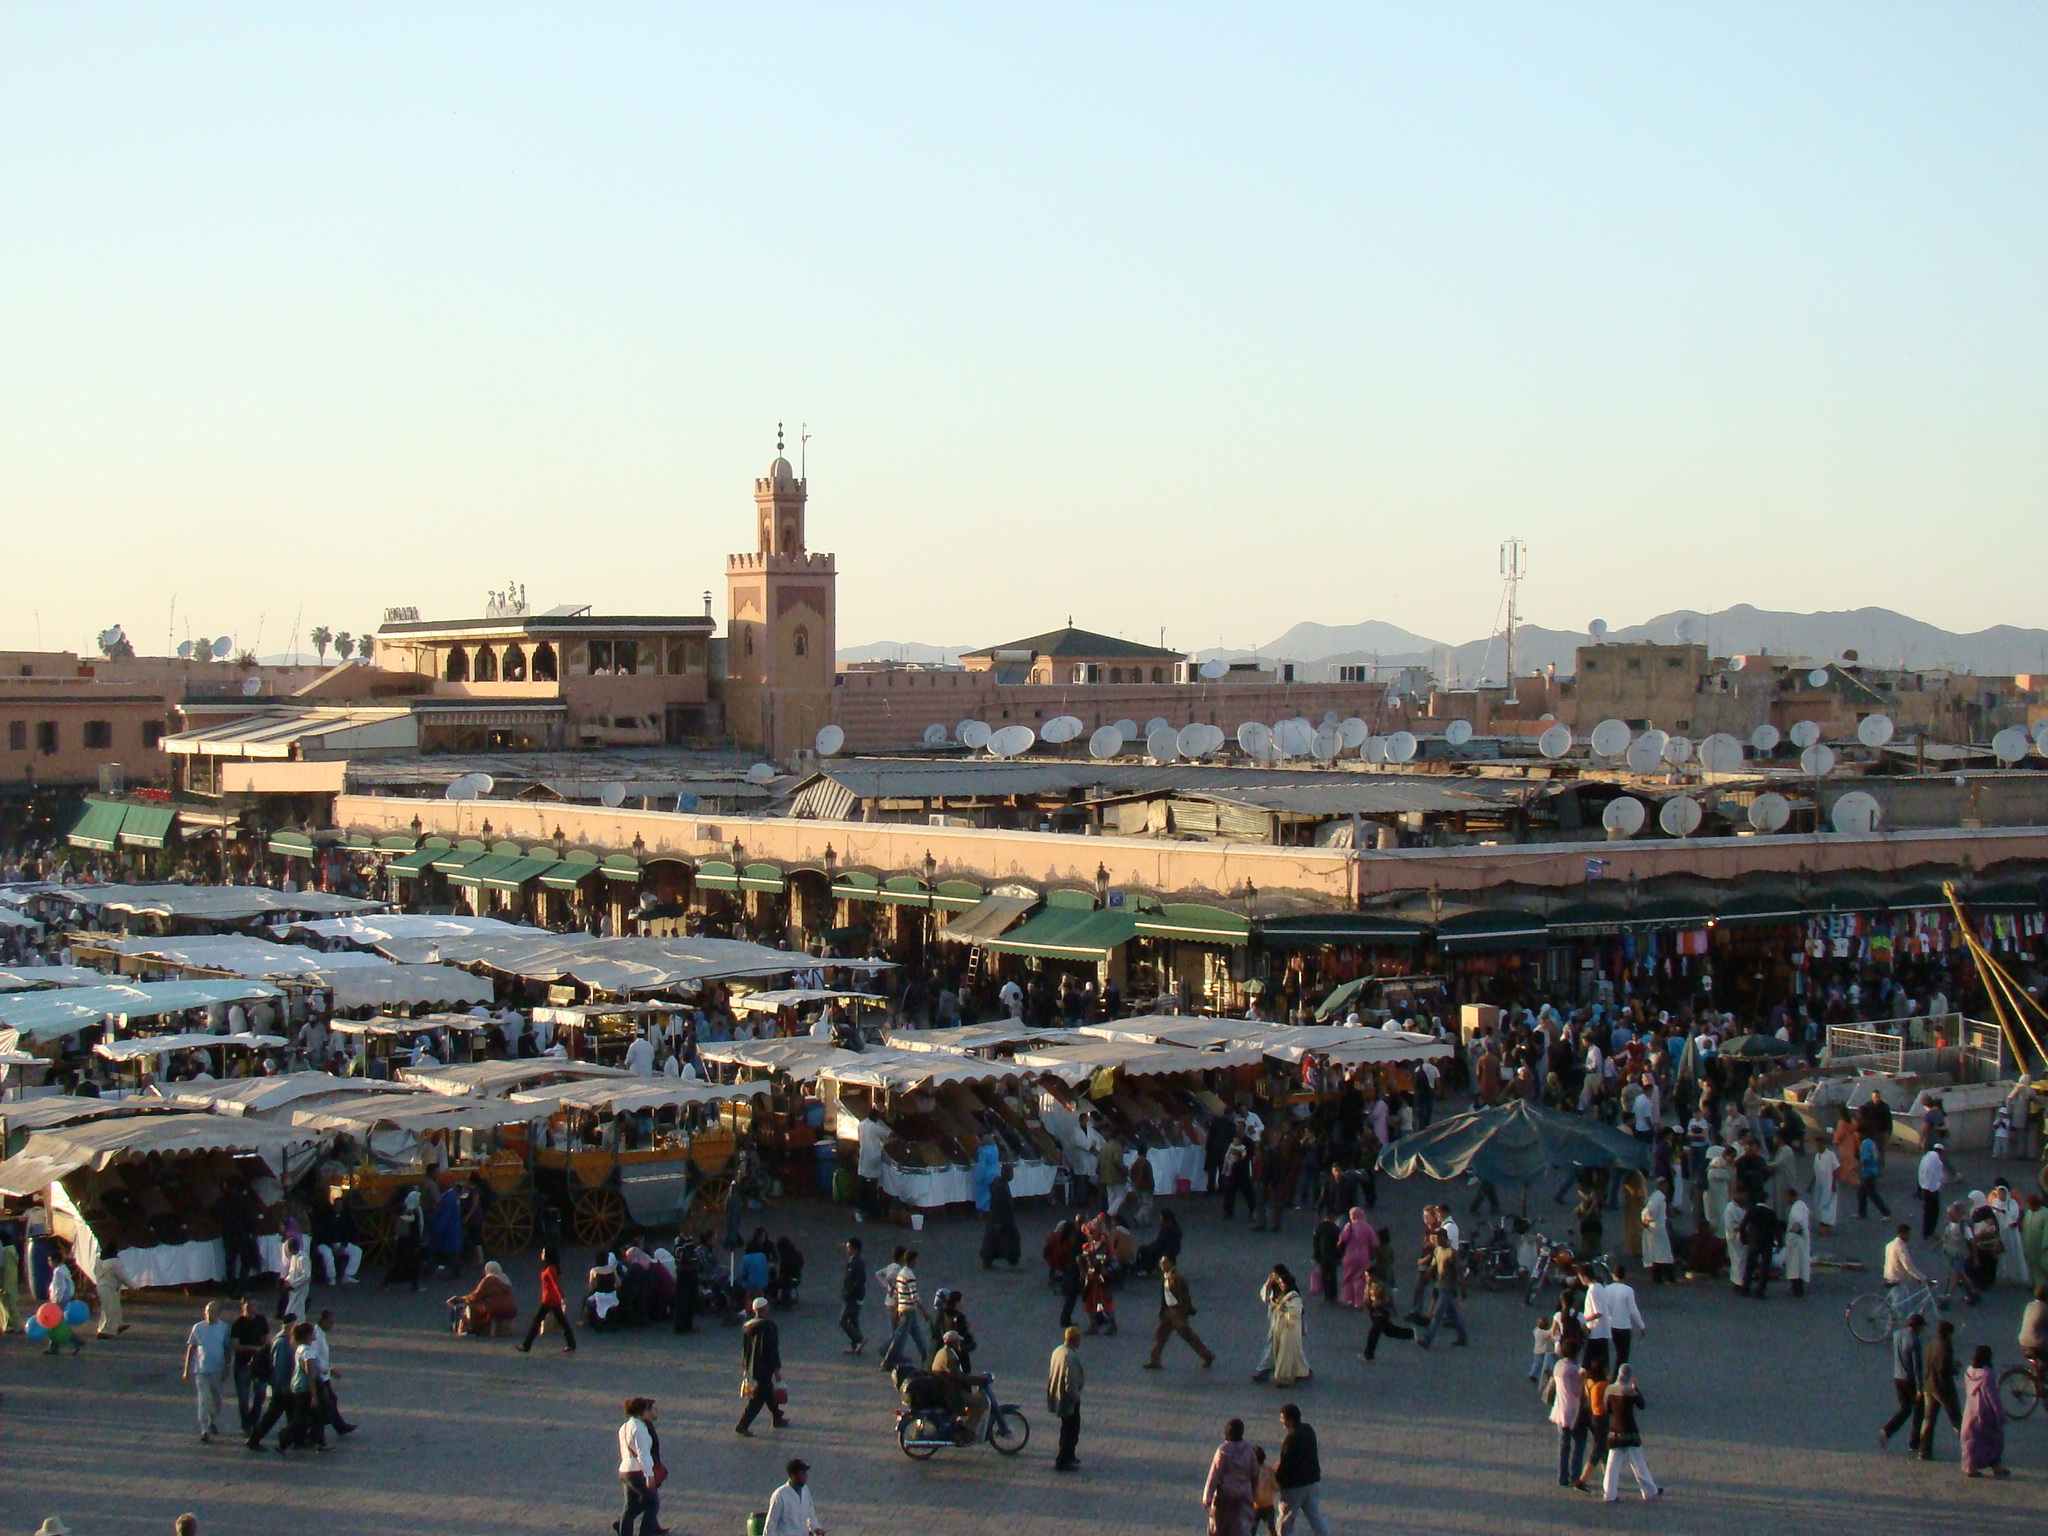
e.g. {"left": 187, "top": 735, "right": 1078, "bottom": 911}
{"left": 725, "top": 425, "right": 837, "bottom": 758}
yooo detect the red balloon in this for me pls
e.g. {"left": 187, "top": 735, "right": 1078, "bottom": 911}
{"left": 34, "top": 1301, "right": 62, "bottom": 1329}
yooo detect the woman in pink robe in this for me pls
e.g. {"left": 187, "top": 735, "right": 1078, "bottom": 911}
{"left": 1337, "top": 1207, "right": 1379, "bottom": 1309}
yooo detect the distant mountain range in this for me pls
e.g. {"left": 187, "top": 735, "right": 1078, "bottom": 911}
{"left": 843, "top": 606, "right": 2048, "bottom": 683}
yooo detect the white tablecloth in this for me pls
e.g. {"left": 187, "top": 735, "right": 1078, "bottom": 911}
{"left": 878, "top": 1156, "right": 1060, "bottom": 1209}
{"left": 71, "top": 1223, "right": 285, "bottom": 1290}
{"left": 1143, "top": 1144, "right": 1208, "bottom": 1194}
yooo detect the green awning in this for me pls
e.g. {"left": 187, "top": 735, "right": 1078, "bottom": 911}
{"left": 1044, "top": 888, "right": 1099, "bottom": 911}
{"left": 268, "top": 830, "right": 317, "bottom": 858}
{"left": 432, "top": 845, "right": 489, "bottom": 873}
{"left": 386, "top": 846, "right": 439, "bottom": 879}
{"left": 376, "top": 834, "right": 419, "bottom": 852}
{"left": 1630, "top": 897, "right": 1714, "bottom": 929}
{"left": 1545, "top": 901, "right": 1629, "bottom": 936}
{"left": 832, "top": 871, "right": 881, "bottom": 902}
{"left": 118, "top": 804, "right": 177, "bottom": 850}
{"left": 871, "top": 875, "right": 932, "bottom": 906}
{"left": 933, "top": 879, "right": 984, "bottom": 913}
{"left": 600, "top": 854, "right": 641, "bottom": 883}
{"left": 479, "top": 855, "right": 557, "bottom": 892}
{"left": 345, "top": 832, "right": 375, "bottom": 849}
{"left": 540, "top": 850, "right": 602, "bottom": 890}
{"left": 984, "top": 905, "right": 1140, "bottom": 963}
{"left": 740, "top": 862, "right": 786, "bottom": 894}
{"left": 1258, "top": 913, "right": 1425, "bottom": 947}
{"left": 67, "top": 800, "right": 128, "bottom": 851}
{"left": 695, "top": 859, "right": 738, "bottom": 891}
{"left": 1135, "top": 903, "right": 1250, "bottom": 945}
{"left": 448, "top": 854, "right": 521, "bottom": 887}
{"left": 1436, "top": 910, "right": 1548, "bottom": 952}
{"left": 1968, "top": 879, "right": 2043, "bottom": 911}
{"left": 1714, "top": 891, "right": 1807, "bottom": 926}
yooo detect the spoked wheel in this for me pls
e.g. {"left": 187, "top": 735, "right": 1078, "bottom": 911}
{"left": 1997, "top": 1365, "right": 2040, "bottom": 1419}
{"left": 988, "top": 1408, "right": 1030, "bottom": 1456}
{"left": 482, "top": 1193, "right": 536, "bottom": 1258}
{"left": 358, "top": 1206, "right": 397, "bottom": 1268}
{"left": 899, "top": 1417, "right": 939, "bottom": 1460}
{"left": 1845, "top": 1292, "right": 1894, "bottom": 1345}
{"left": 574, "top": 1186, "right": 627, "bottom": 1249}
{"left": 687, "top": 1173, "right": 735, "bottom": 1222}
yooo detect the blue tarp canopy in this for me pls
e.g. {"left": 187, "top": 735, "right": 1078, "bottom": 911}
{"left": 1377, "top": 1101, "right": 1651, "bottom": 1188}
{"left": 0, "top": 979, "right": 284, "bottom": 1043}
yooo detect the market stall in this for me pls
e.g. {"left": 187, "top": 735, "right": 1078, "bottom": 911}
{"left": 1013, "top": 1038, "right": 1259, "bottom": 1195}
{"left": 92, "top": 1031, "right": 289, "bottom": 1088}
{"left": 822, "top": 1049, "right": 1064, "bottom": 1208}
{"left": 529, "top": 1001, "right": 684, "bottom": 1063}
{"left": 329, "top": 1012, "right": 493, "bottom": 1071}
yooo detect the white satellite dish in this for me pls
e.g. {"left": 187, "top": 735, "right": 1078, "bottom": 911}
{"left": 747, "top": 762, "right": 777, "bottom": 785}
{"left": 1750, "top": 723, "right": 1781, "bottom": 754}
{"left": 1145, "top": 717, "right": 1170, "bottom": 738}
{"left": 1799, "top": 743, "right": 1836, "bottom": 777}
{"left": 1831, "top": 791, "right": 1882, "bottom": 834}
{"left": 1661, "top": 734, "right": 1693, "bottom": 767}
{"left": 1856, "top": 715, "right": 1894, "bottom": 749}
{"left": 815, "top": 724, "right": 845, "bottom": 757}
{"left": 1387, "top": 730, "right": 1419, "bottom": 764}
{"left": 1807, "top": 667, "right": 1831, "bottom": 688}
{"left": 176, "top": 641, "right": 194, "bottom": 659}
{"left": 1787, "top": 720, "right": 1821, "bottom": 749}
{"left": 1088, "top": 725, "right": 1123, "bottom": 760}
{"left": 1538, "top": 724, "right": 1573, "bottom": 759}
{"left": 988, "top": 725, "right": 1036, "bottom": 758}
{"left": 212, "top": 637, "right": 232, "bottom": 659}
{"left": 959, "top": 721, "right": 992, "bottom": 750}
{"left": 1658, "top": 794, "right": 1703, "bottom": 837}
{"left": 1276, "top": 719, "right": 1316, "bottom": 756}
{"left": 1044, "top": 715, "right": 1085, "bottom": 744}
{"left": 1146, "top": 726, "right": 1181, "bottom": 761}
{"left": 1602, "top": 796, "right": 1645, "bottom": 836}
{"left": 241, "top": 675, "right": 262, "bottom": 696}
{"left": 1237, "top": 721, "right": 1274, "bottom": 758}
{"left": 1626, "top": 729, "right": 1669, "bottom": 774}
{"left": 1539, "top": 713, "right": 1555, "bottom": 723}
{"left": 1177, "top": 724, "right": 1208, "bottom": 759}
{"left": 2033, "top": 719, "right": 2048, "bottom": 749}
{"left": 922, "top": 724, "right": 948, "bottom": 746}
{"left": 472, "top": 774, "right": 493, "bottom": 795}
{"left": 1748, "top": 792, "right": 1790, "bottom": 832}
{"left": 1113, "top": 719, "right": 1138, "bottom": 740}
{"left": 1698, "top": 733, "right": 1744, "bottom": 774}
{"left": 1337, "top": 717, "right": 1368, "bottom": 749}
{"left": 1321, "top": 710, "right": 1340, "bottom": 727}
{"left": 1363, "top": 735, "right": 1389, "bottom": 764}
{"left": 1588, "top": 619, "right": 1608, "bottom": 640}
{"left": 1444, "top": 719, "right": 1474, "bottom": 748}
{"left": 1728, "top": 655, "right": 1746, "bottom": 671}
{"left": 1310, "top": 728, "right": 1338, "bottom": 762}
{"left": 1198, "top": 658, "right": 1229, "bottom": 681}
{"left": 1588, "top": 719, "right": 1631, "bottom": 758}
{"left": 1992, "top": 726, "right": 2030, "bottom": 764}
{"left": 443, "top": 780, "right": 473, "bottom": 801}
{"left": 601, "top": 782, "right": 627, "bottom": 808}
{"left": 1204, "top": 723, "right": 1228, "bottom": 754}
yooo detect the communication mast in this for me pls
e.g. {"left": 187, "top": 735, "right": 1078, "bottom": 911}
{"left": 1500, "top": 537, "right": 1526, "bottom": 706}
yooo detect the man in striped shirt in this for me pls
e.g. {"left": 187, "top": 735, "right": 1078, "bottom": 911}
{"left": 882, "top": 1249, "right": 931, "bottom": 1371}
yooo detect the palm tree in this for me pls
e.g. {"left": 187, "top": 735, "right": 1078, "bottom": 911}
{"left": 335, "top": 632, "right": 355, "bottom": 661}
{"left": 310, "top": 625, "right": 333, "bottom": 664}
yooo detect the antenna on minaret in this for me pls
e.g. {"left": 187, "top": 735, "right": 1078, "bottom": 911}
{"left": 777, "top": 422, "right": 785, "bottom": 455}
{"left": 800, "top": 422, "right": 810, "bottom": 480}
{"left": 1499, "top": 536, "right": 1526, "bottom": 706}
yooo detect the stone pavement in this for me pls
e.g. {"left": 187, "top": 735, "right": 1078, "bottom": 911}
{"left": 3, "top": 1141, "right": 2042, "bottom": 1536}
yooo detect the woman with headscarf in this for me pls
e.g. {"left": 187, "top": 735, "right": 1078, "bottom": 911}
{"left": 1336, "top": 1208, "right": 1378, "bottom": 1309}
{"left": 1812, "top": 1137, "right": 1841, "bottom": 1233}
{"left": 971, "top": 1139, "right": 1002, "bottom": 1212}
{"left": 1782, "top": 1195, "right": 1813, "bottom": 1299}
{"left": 451, "top": 1261, "right": 519, "bottom": 1336}
{"left": 1266, "top": 1265, "right": 1310, "bottom": 1387}
{"left": 382, "top": 1188, "right": 426, "bottom": 1291}
{"left": 583, "top": 1253, "right": 622, "bottom": 1332}
{"left": 1202, "top": 1418, "right": 1258, "bottom": 1536}
{"left": 1310, "top": 1212, "right": 1341, "bottom": 1304}
{"left": 427, "top": 1182, "right": 465, "bottom": 1279}
{"left": 1599, "top": 1363, "right": 1662, "bottom": 1501}
{"left": 1989, "top": 1183, "right": 2026, "bottom": 1285}
{"left": 1959, "top": 1344, "right": 2009, "bottom": 1477}
{"left": 980, "top": 1163, "right": 1021, "bottom": 1270}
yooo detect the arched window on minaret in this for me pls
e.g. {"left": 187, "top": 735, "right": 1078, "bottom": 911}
{"left": 793, "top": 625, "right": 809, "bottom": 657}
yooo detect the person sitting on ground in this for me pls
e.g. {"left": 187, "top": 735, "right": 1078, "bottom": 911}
{"left": 582, "top": 1253, "right": 622, "bottom": 1332}
{"left": 449, "top": 1261, "right": 518, "bottom": 1337}
{"left": 770, "top": 1236, "right": 805, "bottom": 1307}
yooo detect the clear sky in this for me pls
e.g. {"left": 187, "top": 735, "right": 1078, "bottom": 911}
{"left": 3, "top": 4, "right": 2043, "bottom": 661}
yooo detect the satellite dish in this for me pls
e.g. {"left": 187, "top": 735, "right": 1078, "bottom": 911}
{"left": 1601, "top": 796, "right": 1646, "bottom": 836}
{"left": 1748, "top": 792, "right": 1791, "bottom": 832}
{"left": 1321, "top": 710, "right": 1340, "bottom": 727}
{"left": 1203, "top": 723, "right": 1228, "bottom": 754}
{"left": 1272, "top": 719, "right": 1312, "bottom": 756}
{"left": 1787, "top": 720, "right": 1821, "bottom": 749}
{"left": 1831, "top": 791, "right": 1882, "bottom": 834}
{"left": 1444, "top": 719, "right": 1474, "bottom": 748}
{"left": 176, "top": 641, "right": 194, "bottom": 659}
{"left": 1857, "top": 715, "right": 1894, "bottom": 749}
{"left": 1310, "top": 728, "right": 1337, "bottom": 762}
{"left": 1658, "top": 794, "right": 1703, "bottom": 837}
{"left": 600, "top": 782, "right": 627, "bottom": 808}
{"left": 988, "top": 725, "right": 1035, "bottom": 757}
{"left": 747, "top": 762, "right": 777, "bottom": 785}
{"left": 1698, "top": 733, "right": 1744, "bottom": 774}
{"left": 1538, "top": 724, "right": 1572, "bottom": 759}
{"left": 1237, "top": 721, "right": 1273, "bottom": 758}
{"left": 1113, "top": 719, "right": 1138, "bottom": 740}
{"left": 958, "top": 721, "right": 992, "bottom": 749}
{"left": 212, "top": 637, "right": 232, "bottom": 659}
{"left": 241, "top": 675, "right": 262, "bottom": 696}
{"left": 1539, "top": 713, "right": 1555, "bottom": 723}
{"left": 1588, "top": 619, "right": 1608, "bottom": 641}
{"left": 1088, "top": 725, "right": 1122, "bottom": 760}
{"left": 1728, "top": 655, "right": 1746, "bottom": 671}
{"left": 1750, "top": 724, "right": 1781, "bottom": 754}
{"left": 1589, "top": 718, "right": 1631, "bottom": 758}
{"left": 1146, "top": 726, "right": 1181, "bottom": 761}
{"left": 1992, "top": 726, "right": 2030, "bottom": 764}
{"left": 1799, "top": 743, "right": 1836, "bottom": 777}
{"left": 1363, "top": 735, "right": 1389, "bottom": 765}
{"left": 1626, "top": 729, "right": 1669, "bottom": 774}
{"left": 1145, "top": 717, "right": 1171, "bottom": 738}
{"left": 922, "top": 724, "right": 948, "bottom": 746}
{"left": 1387, "top": 730, "right": 1418, "bottom": 764}
{"left": 1807, "top": 668, "right": 1831, "bottom": 688}
{"left": 1177, "top": 724, "right": 1208, "bottom": 759}
{"left": 443, "top": 780, "right": 473, "bottom": 801}
{"left": 815, "top": 724, "right": 845, "bottom": 757}
{"left": 1337, "top": 717, "right": 1368, "bottom": 749}
{"left": 1041, "top": 716, "right": 1084, "bottom": 744}
{"left": 1661, "top": 734, "right": 1693, "bottom": 767}
{"left": 2033, "top": 719, "right": 2048, "bottom": 749}
{"left": 1198, "top": 658, "right": 1229, "bottom": 681}
{"left": 471, "top": 774, "right": 494, "bottom": 796}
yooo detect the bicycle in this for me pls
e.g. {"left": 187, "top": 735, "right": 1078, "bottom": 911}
{"left": 1844, "top": 1281, "right": 1940, "bottom": 1344}
{"left": 1996, "top": 1356, "right": 2043, "bottom": 1420}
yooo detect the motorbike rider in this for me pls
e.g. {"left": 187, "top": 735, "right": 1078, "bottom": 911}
{"left": 929, "top": 1330, "right": 988, "bottom": 1442}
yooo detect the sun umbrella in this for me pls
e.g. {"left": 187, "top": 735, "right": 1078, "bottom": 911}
{"left": 1315, "top": 977, "right": 1368, "bottom": 1021}
{"left": 1717, "top": 1034, "right": 1795, "bottom": 1061}
{"left": 1376, "top": 1100, "right": 1651, "bottom": 1188}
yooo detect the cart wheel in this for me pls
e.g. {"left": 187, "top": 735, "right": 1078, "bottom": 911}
{"left": 687, "top": 1174, "right": 734, "bottom": 1222}
{"left": 358, "top": 1206, "right": 397, "bottom": 1268}
{"left": 482, "top": 1194, "right": 536, "bottom": 1258}
{"left": 573, "top": 1186, "right": 627, "bottom": 1249}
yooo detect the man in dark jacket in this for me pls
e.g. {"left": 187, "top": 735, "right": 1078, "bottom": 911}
{"left": 1739, "top": 1200, "right": 1780, "bottom": 1299}
{"left": 981, "top": 1172, "right": 1021, "bottom": 1270}
{"left": 1879, "top": 1313, "right": 1926, "bottom": 1450}
{"left": 736, "top": 1298, "right": 789, "bottom": 1434}
{"left": 1141, "top": 1255, "right": 1215, "bottom": 1369}
{"left": 839, "top": 1238, "right": 867, "bottom": 1353}
{"left": 1919, "top": 1319, "right": 1960, "bottom": 1461}
{"left": 1274, "top": 1403, "right": 1330, "bottom": 1536}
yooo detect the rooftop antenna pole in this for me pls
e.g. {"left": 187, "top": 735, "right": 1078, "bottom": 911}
{"left": 167, "top": 593, "right": 177, "bottom": 658}
{"left": 800, "top": 422, "right": 810, "bottom": 480}
{"left": 1499, "top": 536, "right": 1526, "bottom": 706}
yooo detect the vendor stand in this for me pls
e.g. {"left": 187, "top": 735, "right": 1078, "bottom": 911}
{"left": 329, "top": 1012, "right": 492, "bottom": 1072}
{"left": 94, "top": 1031, "right": 290, "bottom": 1091}
{"left": 529, "top": 1001, "right": 685, "bottom": 1064}
{"left": 732, "top": 987, "right": 893, "bottom": 1044}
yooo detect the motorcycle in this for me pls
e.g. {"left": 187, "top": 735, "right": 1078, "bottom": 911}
{"left": 1523, "top": 1234, "right": 1612, "bottom": 1307}
{"left": 1468, "top": 1214, "right": 1532, "bottom": 1292}
{"left": 894, "top": 1369, "right": 1031, "bottom": 1460}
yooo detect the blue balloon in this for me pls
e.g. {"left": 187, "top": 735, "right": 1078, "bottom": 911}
{"left": 24, "top": 1319, "right": 48, "bottom": 1340}
{"left": 64, "top": 1300, "right": 89, "bottom": 1326}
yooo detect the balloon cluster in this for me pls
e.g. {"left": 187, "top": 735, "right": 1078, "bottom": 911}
{"left": 25, "top": 1298, "right": 89, "bottom": 1344}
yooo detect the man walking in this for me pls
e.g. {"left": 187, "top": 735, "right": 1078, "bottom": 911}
{"left": 881, "top": 1248, "right": 930, "bottom": 1372}
{"left": 615, "top": 1397, "right": 661, "bottom": 1536}
{"left": 181, "top": 1301, "right": 232, "bottom": 1443}
{"left": 227, "top": 1298, "right": 271, "bottom": 1434}
{"left": 1142, "top": 1254, "right": 1216, "bottom": 1369}
{"left": 1416, "top": 1231, "right": 1468, "bottom": 1349}
{"left": 1879, "top": 1313, "right": 1927, "bottom": 1452}
{"left": 1916, "top": 1139, "right": 1952, "bottom": 1240}
{"left": 1602, "top": 1265, "right": 1645, "bottom": 1365}
{"left": 1274, "top": 1404, "right": 1332, "bottom": 1536}
{"left": 1047, "top": 1326, "right": 1085, "bottom": 1472}
{"left": 763, "top": 1458, "right": 825, "bottom": 1536}
{"left": 737, "top": 1297, "right": 790, "bottom": 1435}
{"left": 839, "top": 1238, "right": 867, "bottom": 1354}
